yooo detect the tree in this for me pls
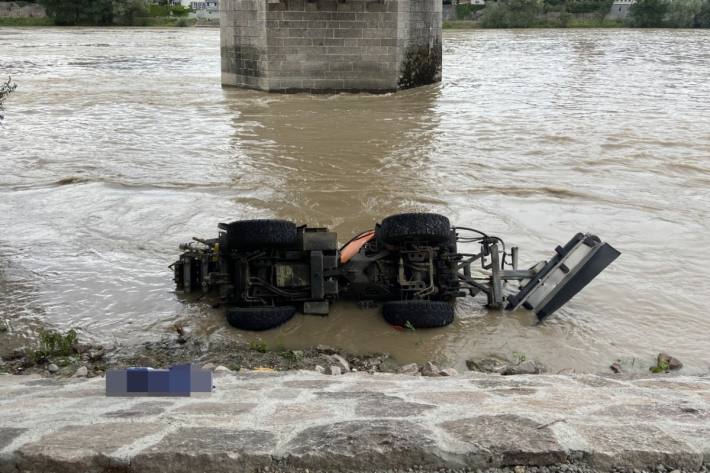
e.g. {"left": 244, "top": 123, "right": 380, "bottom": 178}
{"left": 481, "top": 0, "right": 543, "bottom": 27}
{"left": 628, "top": 0, "right": 669, "bottom": 26}
{"left": 666, "top": 0, "right": 702, "bottom": 26}
{"left": 113, "top": 0, "right": 148, "bottom": 25}
{"left": 695, "top": 0, "right": 710, "bottom": 26}
{"left": 39, "top": 0, "right": 114, "bottom": 25}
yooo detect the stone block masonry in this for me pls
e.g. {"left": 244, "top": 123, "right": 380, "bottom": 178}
{"left": 220, "top": 0, "right": 442, "bottom": 92}
{"left": 1, "top": 371, "right": 709, "bottom": 472}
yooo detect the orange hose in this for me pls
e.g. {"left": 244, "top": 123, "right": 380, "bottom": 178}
{"left": 339, "top": 230, "right": 375, "bottom": 264}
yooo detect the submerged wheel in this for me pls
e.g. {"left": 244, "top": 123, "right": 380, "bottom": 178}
{"left": 226, "top": 306, "right": 297, "bottom": 331}
{"left": 382, "top": 300, "right": 455, "bottom": 329}
{"left": 378, "top": 213, "right": 451, "bottom": 245}
{"left": 223, "top": 219, "right": 297, "bottom": 250}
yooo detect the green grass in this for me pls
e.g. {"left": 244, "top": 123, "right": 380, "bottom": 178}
{"left": 0, "top": 17, "right": 55, "bottom": 26}
{"left": 565, "top": 17, "right": 624, "bottom": 26}
{"left": 443, "top": 16, "right": 625, "bottom": 28}
{"left": 31, "top": 328, "right": 78, "bottom": 363}
{"left": 249, "top": 338, "right": 268, "bottom": 353}
{"left": 512, "top": 351, "right": 527, "bottom": 364}
{"left": 650, "top": 357, "right": 670, "bottom": 373}
{"left": 0, "top": 16, "right": 197, "bottom": 27}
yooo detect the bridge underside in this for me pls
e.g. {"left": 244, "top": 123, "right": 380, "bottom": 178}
{"left": 220, "top": 0, "right": 442, "bottom": 92}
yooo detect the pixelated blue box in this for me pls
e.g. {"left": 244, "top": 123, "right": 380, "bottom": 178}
{"left": 106, "top": 364, "right": 212, "bottom": 396}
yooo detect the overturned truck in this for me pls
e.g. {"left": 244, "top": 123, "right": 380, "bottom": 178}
{"left": 173, "top": 213, "right": 620, "bottom": 331}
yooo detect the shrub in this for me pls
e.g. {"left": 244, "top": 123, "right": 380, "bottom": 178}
{"left": 40, "top": 0, "right": 114, "bottom": 25}
{"left": 148, "top": 3, "right": 189, "bottom": 16}
{"left": 481, "top": 0, "right": 543, "bottom": 27}
{"left": 113, "top": 0, "right": 149, "bottom": 25}
{"left": 455, "top": 3, "right": 485, "bottom": 19}
{"left": 249, "top": 339, "right": 268, "bottom": 353}
{"left": 694, "top": 0, "right": 710, "bottom": 25}
{"left": 665, "top": 0, "right": 702, "bottom": 26}
{"left": 32, "top": 328, "right": 78, "bottom": 363}
{"left": 627, "top": 0, "right": 669, "bottom": 26}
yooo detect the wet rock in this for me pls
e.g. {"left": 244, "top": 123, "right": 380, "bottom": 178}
{"left": 515, "top": 466, "right": 526, "bottom": 473}
{"left": 133, "top": 427, "right": 276, "bottom": 470}
{"left": 574, "top": 423, "right": 702, "bottom": 470}
{"left": 440, "top": 414, "right": 566, "bottom": 465}
{"left": 214, "top": 365, "right": 231, "bottom": 373}
{"left": 315, "top": 344, "right": 337, "bottom": 355}
{"left": 329, "top": 354, "right": 350, "bottom": 372}
{"left": 73, "top": 366, "right": 88, "bottom": 377}
{"left": 398, "top": 363, "right": 419, "bottom": 375}
{"left": 420, "top": 361, "right": 440, "bottom": 377}
{"left": 658, "top": 353, "right": 683, "bottom": 371}
{"left": 466, "top": 357, "right": 508, "bottom": 374}
{"left": 284, "top": 420, "right": 439, "bottom": 470}
{"left": 314, "top": 365, "right": 325, "bottom": 374}
{"left": 0, "top": 427, "right": 27, "bottom": 451}
{"left": 354, "top": 396, "right": 436, "bottom": 417}
{"left": 73, "top": 343, "right": 91, "bottom": 354}
{"left": 175, "top": 325, "right": 192, "bottom": 338}
{"left": 202, "top": 362, "right": 215, "bottom": 371}
{"left": 327, "top": 366, "right": 342, "bottom": 376}
{"left": 103, "top": 402, "right": 170, "bottom": 418}
{"left": 378, "top": 358, "right": 400, "bottom": 373}
{"left": 7, "top": 348, "right": 25, "bottom": 361}
{"left": 503, "top": 360, "right": 545, "bottom": 375}
{"left": 47, "top": 363, "right": 59, "bottom": 374}
{"left": 439, "top": 368, "right": 459, "bottom": 376}
{"left": 610, "top": 362, "right": 622, "bottom": 374}
{"left": 88, "top": 347, "right": 105, "bottom": 361}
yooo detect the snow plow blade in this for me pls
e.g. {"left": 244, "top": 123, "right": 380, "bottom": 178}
{"left": 505, "top": 233, "right": 621, "bottom": 320}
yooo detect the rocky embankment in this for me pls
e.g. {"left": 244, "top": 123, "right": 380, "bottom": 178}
{"left": 0, "top": 324, "right": 464, "bottom": 378}
{"left": 1, "top": 370, "right": 709, "bottom": 473}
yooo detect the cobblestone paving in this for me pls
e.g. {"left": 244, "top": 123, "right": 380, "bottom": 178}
{"left": 0, "top": 371, "right": 708, "bottom": 473}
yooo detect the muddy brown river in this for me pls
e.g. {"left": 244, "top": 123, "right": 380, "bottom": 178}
{"left": 1, "top": 27, "right": 709, "bottom": 373}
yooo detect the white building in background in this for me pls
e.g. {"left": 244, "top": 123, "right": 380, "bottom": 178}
{"left": 608, "top": 0, "right": 636, "bottom": 19}
{"left": 170, "top": 0, "right": 219, "bottom": 18}
{"left": 190, "top": 0, "right": 219, "bottom": 19}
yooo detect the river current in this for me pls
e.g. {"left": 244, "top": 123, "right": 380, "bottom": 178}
{"left": 1, "top": 27, "right": 709, "bottom": 372}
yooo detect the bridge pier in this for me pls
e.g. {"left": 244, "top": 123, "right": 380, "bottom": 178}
{"left": 220, "top": 0, "right": 441, "bottom": 92}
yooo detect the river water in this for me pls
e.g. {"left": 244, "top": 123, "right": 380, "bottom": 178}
{"left": 1, "top": 27, "right": 709, "bottom": 373}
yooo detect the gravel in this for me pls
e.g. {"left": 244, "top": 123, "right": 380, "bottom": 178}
{"left": 251, "top": 463, "right": 710, "bottom": 473}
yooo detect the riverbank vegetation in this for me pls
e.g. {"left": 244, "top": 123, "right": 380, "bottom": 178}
{"left": 444, "top": 0, "right": 710, "bottom": 28}
{"left": 0, "top": 0, "right": 194, "bottom": 26}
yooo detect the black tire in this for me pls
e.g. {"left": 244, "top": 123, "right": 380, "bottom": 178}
{"left": 378, "top": 213, "right": 451, "bottom": 245}
{"left": 382, "top": 300, "right": 454, "bottom": 329}
{"left": 226, "top": 306, "right": 296, "bottom": 331}
{"left": 224, "top": 219, "right": 297, "bottom": 250}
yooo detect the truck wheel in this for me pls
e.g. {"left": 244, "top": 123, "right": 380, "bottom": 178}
{"left": 226, "top": 306, "right": 296, "bottom": 331}
{"left": 378, "top": 213, "right": 451, "bottom": 245}
{"left": 223, "top": 219, "right": 297, "bottom": 250}
{"left": 382, "top": 300, "right": 454, "bottom": 329}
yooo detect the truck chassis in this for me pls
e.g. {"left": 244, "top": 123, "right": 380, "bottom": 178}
{"left": 173, "top": 213, "right": 619, "bottom": 331}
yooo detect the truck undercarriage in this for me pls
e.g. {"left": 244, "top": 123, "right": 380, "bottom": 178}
{"left": 172, "top": 213, "right": 620, "bottom": 331}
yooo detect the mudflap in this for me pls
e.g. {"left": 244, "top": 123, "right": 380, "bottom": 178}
{"left": 506, "top": 233, "right": 621, "bottom": 320}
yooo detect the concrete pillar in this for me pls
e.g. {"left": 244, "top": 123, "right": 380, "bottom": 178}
{"left": 220, "top": 0, "right": 442, "bottom": 92}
